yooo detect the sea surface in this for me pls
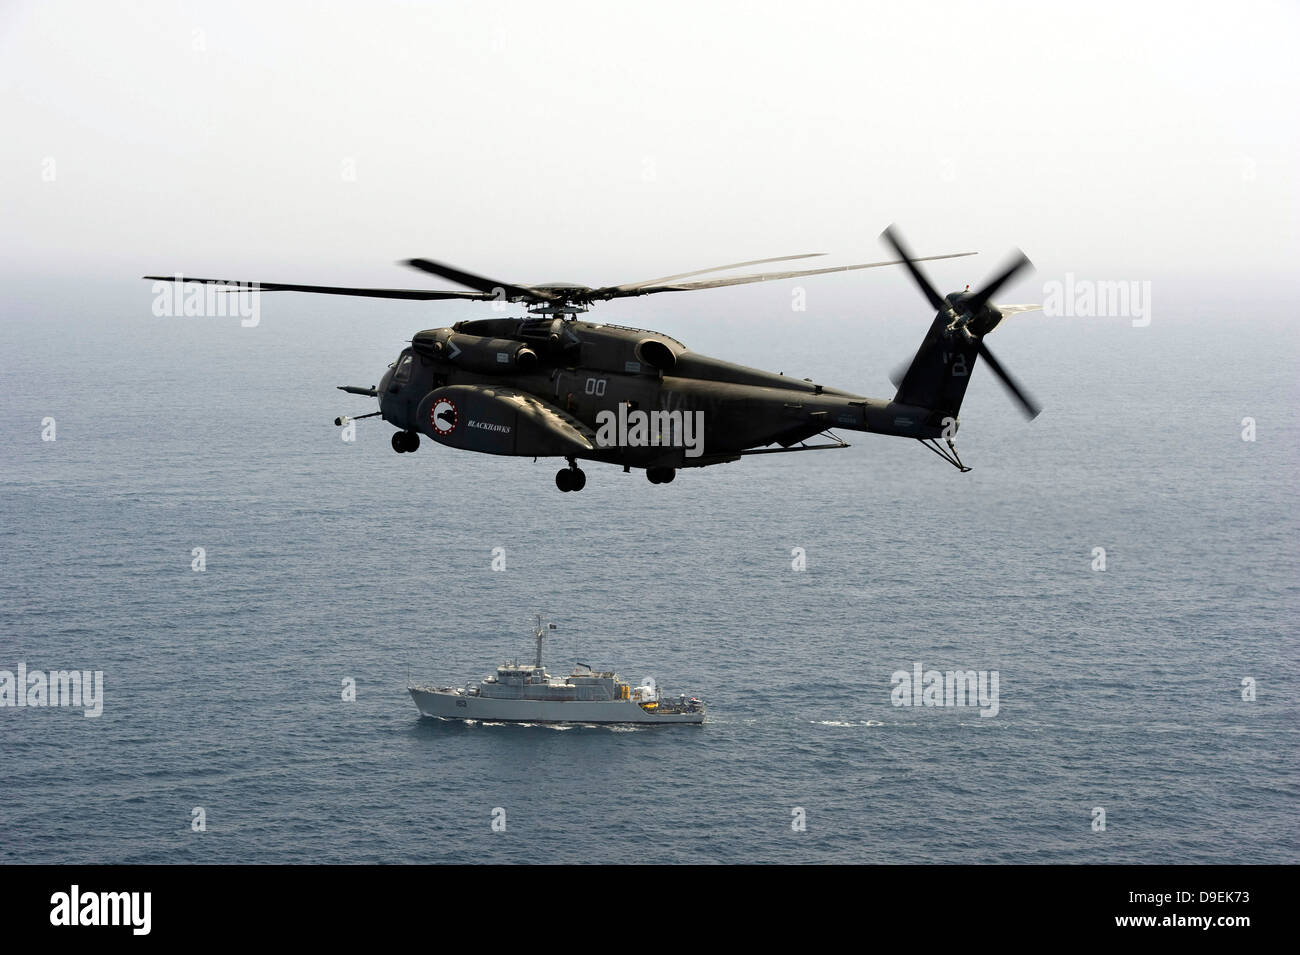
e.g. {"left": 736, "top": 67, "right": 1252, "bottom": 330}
{"left": 2, "top": 276, "right": 1297, "bottom": 864}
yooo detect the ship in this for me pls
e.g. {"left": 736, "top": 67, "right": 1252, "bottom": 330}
{"left": 408, "top": 617, "right": 705, "bottom": 724}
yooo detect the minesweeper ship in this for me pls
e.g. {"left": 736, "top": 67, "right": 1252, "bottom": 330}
{"left": 409, "top": 617, "right": 705, "bottom": 724}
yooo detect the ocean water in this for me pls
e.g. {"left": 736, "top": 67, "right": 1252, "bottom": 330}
{"left": 1, "top": 278, "right": 1297, "bottom": 864}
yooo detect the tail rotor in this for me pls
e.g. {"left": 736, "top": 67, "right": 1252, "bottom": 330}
{"left": 882, "top": 225, "right": 1042, "bottom": 420}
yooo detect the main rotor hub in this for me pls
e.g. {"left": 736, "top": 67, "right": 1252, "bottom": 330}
{"left": 526, "top": 300, "right": 587, "bottom": 320}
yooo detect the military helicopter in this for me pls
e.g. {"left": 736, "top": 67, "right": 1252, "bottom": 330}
{"left": 144, "top": 227, "right": 1043, "bottom": 491}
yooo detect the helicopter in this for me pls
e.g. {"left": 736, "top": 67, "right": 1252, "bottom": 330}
{"left": 144, "top": 227, "right": 1044, "bottom": 491}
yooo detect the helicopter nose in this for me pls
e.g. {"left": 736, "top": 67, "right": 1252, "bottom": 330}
{"left": 378, "top": 366, "right": 394, "bottom": 395}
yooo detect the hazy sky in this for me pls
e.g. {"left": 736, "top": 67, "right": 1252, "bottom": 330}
{"left": 2, "top": 0, "right": 1296, "bottom": 291}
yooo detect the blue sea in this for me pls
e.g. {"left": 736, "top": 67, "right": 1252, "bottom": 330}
{"left": 2, "top": 275, "right": 1297, "bottom": 864}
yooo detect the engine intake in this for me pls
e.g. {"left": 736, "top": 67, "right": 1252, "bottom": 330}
{"left": 636, "top": 338, "right": 678, "bottom": 372}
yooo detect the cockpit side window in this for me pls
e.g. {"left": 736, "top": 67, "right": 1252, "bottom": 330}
{"left": 393, "top": 350, "right": 414, "bottom": 384}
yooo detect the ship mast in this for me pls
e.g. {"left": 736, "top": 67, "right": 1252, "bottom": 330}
{"left": 534, "top": 615, "right": 557, "bottom": 668}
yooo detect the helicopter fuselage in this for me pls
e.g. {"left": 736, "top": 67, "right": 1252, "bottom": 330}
{"left": 373, "top": 316, "right": 949, "bottom": 473}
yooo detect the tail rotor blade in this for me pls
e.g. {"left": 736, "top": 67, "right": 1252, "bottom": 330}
{"left": 975, "top": 340, "right": 1041, "bottom": 420}
{"left": 889, "top": 358, "right": 912, "bottom": 389}
{"left": 880, "top": 225, "right": 949, "bottom": 312}
{"left": 965, "top": 251, "right": 1033, "bottom": 314}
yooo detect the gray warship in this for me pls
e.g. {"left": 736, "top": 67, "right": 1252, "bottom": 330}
{"left": 409, "top": 617, "right": 705, "bottom": 725}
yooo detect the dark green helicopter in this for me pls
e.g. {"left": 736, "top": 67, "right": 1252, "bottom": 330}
{"left": 145, "top": 227, "right": 1043, "bottom": 491}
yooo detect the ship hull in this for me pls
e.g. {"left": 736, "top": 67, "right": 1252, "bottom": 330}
{"left": 409, "top": 687, "right": 704, "bottom": 724}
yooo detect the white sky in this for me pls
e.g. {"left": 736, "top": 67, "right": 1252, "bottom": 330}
{"left": 2, "top": 0, "right": 1297, "bottom": 290}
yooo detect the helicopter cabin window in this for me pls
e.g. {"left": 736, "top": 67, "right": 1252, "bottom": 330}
{"left": 393, "top": 351, "right": 414, "bottom": 384}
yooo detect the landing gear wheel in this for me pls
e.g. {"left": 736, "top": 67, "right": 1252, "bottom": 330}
{"left": 555, "top": 465, "right": 586, "bottom": 492}
{"left": 392, "top": 431, "right": 419, "bottom": 453}
{"left": 647, "top": 467, "right": 676, "bottom": 484}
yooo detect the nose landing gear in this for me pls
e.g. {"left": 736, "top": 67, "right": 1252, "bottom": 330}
{"left": 556, "top": 458, "right": 587, "bottom": 492}
{"left": 391, "top": 431, "right": 420, "bottom": 453}
{"left": 647, "top": 467, "right": 676, "bottom": 484}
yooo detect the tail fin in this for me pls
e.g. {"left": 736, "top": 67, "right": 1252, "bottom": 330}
{"left": 893, "top": 313, "right": 979, "bottom": 420}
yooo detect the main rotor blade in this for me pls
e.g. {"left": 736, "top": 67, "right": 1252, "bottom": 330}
{"left": 975, "top": 339, "right": 1041, "bottom": 420}
{"left": 600, "top": 252, "right": 976, "bottom": 299}
{"left": 597, "top": 253, "right": 828, "bottom": 295}
{"left": 880, "top": 225, "right": 949, "bottom": 313}
{"left": 965, "top": 251, "right": 1033, "bottom": 315}
{"left": 403, "top": 258, "right": 558, "bottom": 303}
{"left": 141, "top": 275, "right": 493, "bottom": 301}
